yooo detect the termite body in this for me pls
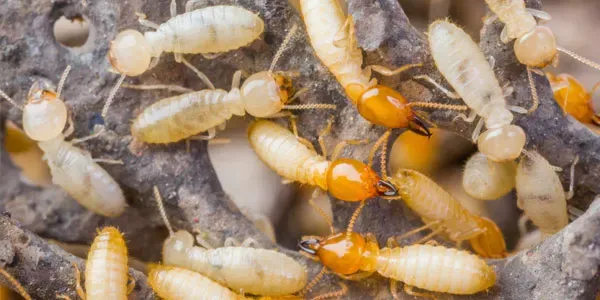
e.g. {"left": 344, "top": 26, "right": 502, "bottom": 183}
{"left": 462, "top": 151, "right": 517, "bottom": 200}
{"left": 516, "top": 150, "right": 574, "bottom": 237}
{"left": 389, "top": 168, "right": 507, "bottom": 258}
{"left": 546, "top": 73, "right": 600, "bottom": 125}
{"left": 426, "top": 20, "right": 526, "bottom": 162}
{"left": 300, "top": 232, "right": 496, "bottom": 296}
{"left": 4, "top": 120, "right": 52, "bottom": 187}
{"left": 0, "top": 68, "right": 126, "bottom": 217}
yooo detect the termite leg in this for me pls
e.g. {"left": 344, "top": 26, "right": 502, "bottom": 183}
{"left": 335, "top": 271, "right": 373, "bottom": 281}
{"left": 502, "top": 82, "right": 514, "bottom": 97}
{"left": 412, "top": 227, "right": 444, "bottom": 244}
{"left": 413, "top": 75, "right": 461, "bottom": 99}
{"left": 126, "top": 275, "right": 136, "bottom": 295}
{"left": 500, "top": 26, "right": 510, "bottom": 44}
{"left": 135, "top": 13, "right": 159, "bottom": 29}
{"left": 390, "top": 280, "right": 401, "bottom": 300}
{"left": 386, "top": 236, "right": 400, "bottom": 248}
{"left": 224, "top": 237, "right": 242, "bottom": 247}
{"left": 404, "top": 285, "right": 436, "bottom": 299}
{"left": 121, "top": 83, "right": 195, "bottom": 94}
{"left": 487, "top": 55, "right": 496, "bottom": 70}
{"left": 170, "top": 0, "right": 177, "bottom": 17}
{"left": 189, "top": 127, "right": 217, "bottom": 140}
{"left": 332, "top": 16, "right": 352, "bottom": 49}
{"left": 330, "top": 138, "right": 370, "bottom": 161}
{"left": 231, "top": 70, "right": 243, "bottom": 90}
{"left": 470, "top": 118, "right": 484, "bottom": 142}
{"left": 317, "top": 117, "right": 334, "bottom": 157}
{"left": 179, "top": 57, "right": 215, "bottom": 90}
{"left": 426, "top": 240, "right": 440, "bottom": 246}
{"left": 289, "top": 116, "right": 317, "bottom": 153}
{"left": 93, "top": 158, "right": 124, "bottom": 165}
{"left": 393, "top": 221, "right": 442, "bottom": 243}
{"left": 287, "top": 87, "right": 309, "bottom": 104}
{"left": 566, "top": 156, "right": 579, "bottom": 200}
{"left": 185, "top": 0, "right": 205, "bottom": 12}
{"left": 195, "top": 233, "right": 215, "bottom": 250}
{"left": 507, "top": 105, "right": 529, "bottom": 114}
{"left": 367, "top": 63, "right": 423, "bottom": 77}
{"left": 241, "top": 237, "right": 260, "bottom": 248}
{"left": 453, "top": 109, "right": 477, "bottom": 124}
{"left": 63, "top": 108, "right": 75, "bottom": 138}
{"left": 568, "top": 205, "right": 584, "bottom": 221}
{"left": 526, "top": 8, "right": 552, "bottom": 21}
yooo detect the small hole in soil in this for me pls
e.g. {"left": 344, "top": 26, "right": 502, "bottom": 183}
{"left": 53, "top": 15, "right": 90, "bottom": 48}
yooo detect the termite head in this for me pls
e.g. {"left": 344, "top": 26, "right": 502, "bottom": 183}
{"left": 514, "top": 26, "right": 557, "bottom": 68}
{"left": 108, "top": 29, "right": 153, "bottom": 76}
{"left": 22, "top": 80, "right": 67, "bottom": 141}
{"left": 546, "top": 73, "right": 595, "bottom": 123}
{"left": 353, "top": 85, "right": 431, "bottom": 137}
{"left": 241, "top": 71, "right": 294, "bottom": 117}
{"left": 162, "top": 230, "right": 195, "bottom": 262}
{"left": 326, "top": 158, "right": 397, "bottom": 202}
{"left": 469, "top": 217, "right": 507, "bottom": 259}
{"left": 299, "top": 232, "right": 379, "bottom": 274}
{"left": 478, "top": 124, "right": 526, "bottom": 162}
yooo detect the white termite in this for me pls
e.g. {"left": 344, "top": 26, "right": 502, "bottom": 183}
{"left": 0, "top": 66, "right": 126, "bottom": 217}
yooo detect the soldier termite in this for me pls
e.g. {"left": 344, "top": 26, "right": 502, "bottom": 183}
{"left": 546, "top": 72, "right": 600, "bottom": 125}
{"left": 462, "top": 151, "right": 517, "bottom": 201}
{"left": 484, "top": 0, "right": 600, "bottom": 112}
{"left": 299, "top": 0, "right": 468, "bottom": 138}
{"left": 4, "top": 120, "right": 52, "bottom": 187}
{"left": 0, "top": 66, "right": 126, "bottom": 217}
{"left": 153, "top": 186, "right": 308, "bottom": 296}
{"left": 125, "top": 23, "right": 335, "bottom": 144}
{"left": 421, "top": 20, "right": 527, "bottom": 162}
{"left": 0, "top": 267, "right": 32, "bottom": 300}
{"left": 58, "top": 227, "right": 133, "bottom": 300}
{"left": 298, "top": 204, "right": 496, "bottom": 298}
{"left": 515, "top": 150, "right": 578, "bottom": 238}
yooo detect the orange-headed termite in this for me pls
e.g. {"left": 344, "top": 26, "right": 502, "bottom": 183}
{"left": 546, "top": 72, "right": 600, "bottom": 125}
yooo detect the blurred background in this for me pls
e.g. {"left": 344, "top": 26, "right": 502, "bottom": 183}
{"left": 2, "top": 0, "right": 599, "bottom": 298}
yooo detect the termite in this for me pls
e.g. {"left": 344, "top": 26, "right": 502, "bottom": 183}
{"left": 484, "top": 0, "right": 600, "bottom": 111}
{"left": 153, "top": 186, "right": 308, "bottom": 296}
{"left": 384, "top": 168, "right": 507, "bottom": 258}
{"left": 125, "top": 23, "right": 334, "bottom": 144}
{"left": 4, "top": 120, "right": 52, "bottom": 187}
{"left": 546, "top": 72, "right": 600, "bottom": 125}
{"left": 0, "top": 66, "right": 126, "bottom": 217}
{"left": 515, "top": 150, "right": 578, "bottom": 238}
{"left": 58, "top": 227, "right": 133, "bottom": 300}
{"left": 462, "top": 151, "right": 517, "bottom": 200}
{"left": 299, "top": 203, "right": 496, "bottom": 298}
{"left": 420, "top": 20, "right": 527, "bottom": 162}
{"left": 0, "top": 267, "right": 32, "bottom": 300}
{"left": 299, "top": 0, "right": 468, "bottom": 138}
{"left": 247, "top": 119, "right": 397, "bottom": 211}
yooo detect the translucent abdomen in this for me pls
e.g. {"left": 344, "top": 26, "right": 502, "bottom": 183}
{"left": 428, "top": 21, "right": 505, "bottom": 119}
{"left": 148, "top": 265, "right": 242, "bottom": 300}
{"left": 485, "top": 0, "right": 537, "bottom": 41}
{"left": 85, "top": 227, "right": 129, "bottom": 300}
{"left": 131, "top": 89, "right": 243, "bottom": 143}
{"left": 148, "top": 5, "right": 264, "bottom": 55}
{"left": 377, "top": 245, "right": 495, "bottom": 294}
{"left": 38, "top": 137, "right": 126, "bottom": 217}
{"left": 248, "top": 120, "right": 329, "bottom": 190}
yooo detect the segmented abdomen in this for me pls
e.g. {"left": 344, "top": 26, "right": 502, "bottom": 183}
{"left": 428, "top": 21, "right": 505, "bottom": 118}
{"left": 148, "top": 265, "right": 242, "bottom": 300}
{"left": 485, "top": 0, "right": 537, "bottom": 40}
{"left": 132, "top": 89, "right": 241, "bottom": 143}
{"left": 377, "top": 245, "right": 496, "bottom": 294}
{"left": 85, "top": 227, "right": 129, "bottom": 300}
{"left": 299, "top": 0, "right": 371, "bottom": 96}
{"left": 248, "top": 120, "right": 329, "bottom": 190}
{"left": 37, "top": 137, "right": 126, "bottom": 217}
{"left": 154, "top": 5, "right": 264, "bottom": 54}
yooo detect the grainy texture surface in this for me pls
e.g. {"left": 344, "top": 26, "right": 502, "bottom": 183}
{"left": 0, "top": 0, "right": 599, "bottom": 299}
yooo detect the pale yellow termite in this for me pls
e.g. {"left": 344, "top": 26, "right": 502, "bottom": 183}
{"left": 59, "top": 227, "right": 132, "bottom": 300}
{"left": 515, "top": 150, "right": 578, "bottom": 238}
{"left": 4, "top": 120, "right": 52, "bottom": 187}
{"left": 386, "top": 168, "right": 508, "bottom": 258}
{"left": 462, "top": 151, "right": 517, "bottom": 200}
{"left": 153, "top": 186, "right": 308, "bottom": 296}
{"left": 0, "top": 66, "right": 126, "bottom": 217}
{"left": 126, "top": 24, "right": 334, "bottom": 144}
{"left": 421, "top": 20, "right": 527, "bottom": 162}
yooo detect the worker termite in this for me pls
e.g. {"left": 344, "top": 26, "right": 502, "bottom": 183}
{"left": 0, "top": 66, "right": 126, "bottom": 217}
{"left": 247, "top": 119, "right": 397, "bottom": 215}
{"left": 299, "top": 204, "right": 496, "bottom": 298}
{"left": 0, "top": 267, "right": 32, "bottom": 300}
{"left": 124, "top": 23, "right": 334, "bottom": 144}
{"left": 515, "top": 150, "right": 578, "bottom": 238}
{"left": 4, "top": 120, "right": 52, "bottom": 187}
{"left": 421, "top": 20, "right": 527, "bottom": 162}
{"left": 546, "top": 72, "right": 600, "bottom": 125}
{"left": 153, "top": 186, "right": 308, "bottom": 296}
{"left": 462, "top": 151, "right": 517, "bottom": 200}
{"left": 58, "top": 227, "right": 133, "bottom": 300}
{"left": 299, "top": 0, "right": 468, "bottom": 138}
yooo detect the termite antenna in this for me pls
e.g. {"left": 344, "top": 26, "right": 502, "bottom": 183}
{"left": 557, "top": 46, "right": 600, "bottom": 72}
{"left": 526, "top": 67, "right": 540, "bottom": 114}
{"left": 100, "top": 73, "right": 126, "bottom": 126}
{"left": 283, "top": 103, "right": 337, "bottom": 110}
{"left": 153, "top": 185, "right": 175, "bottom": 236}
{"left": 406, "top": 102, "right": 469, "bottom": 111}
{"left": 0, "top": 268, "right": 32, "bottom": 300}
{"left": 0, "top": 88, "right": 23, "bottom": 111}
{"left": 299, "top": 266, "right": 328, "bottom": 296}
{"left": 308, "top": 191, "right": 335, "bottom": 234}
{"left": 345, "top": 200, "right": 367, "bottom": 240}
{"left": 56, "top": 65, "right": 72, "bottom": 99}
{"left": 309, "top": 282, "right": 348, "bottom": 300}
{"left": 268, "top": 23, "right": 299, "bottom": 74}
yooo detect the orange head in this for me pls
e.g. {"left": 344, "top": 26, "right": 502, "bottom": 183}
{"left": 546, "top": 72, "right": 595, "bottom": 123}
{"left": 348, "top": 84, "right": 431, "bottom": 137}
{"left": 326, "top": 158, "right": 397, "bottom": 202}
{"left": 469, "top": 217, "right": 507, "bottom": 259}
{"left": 299, "top": 232, "right": 379, "bottom": 275}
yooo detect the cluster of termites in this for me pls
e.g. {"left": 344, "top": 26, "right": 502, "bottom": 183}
{"left": 1, "top": 0, "right": 597, "bottom": 298}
